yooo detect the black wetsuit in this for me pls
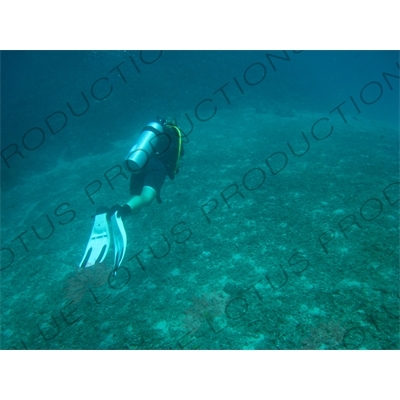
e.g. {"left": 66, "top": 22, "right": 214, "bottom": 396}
{"left": 129, "top": 124, "right": 184, "bottom": 203}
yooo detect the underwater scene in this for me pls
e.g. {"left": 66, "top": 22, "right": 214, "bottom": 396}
{"left": 1, "top": 50, "right": 399, "bottom": 350}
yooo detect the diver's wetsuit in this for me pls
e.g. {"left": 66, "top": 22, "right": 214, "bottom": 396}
{"left": 129, "top": 124, "right": 184, "bottom": 204}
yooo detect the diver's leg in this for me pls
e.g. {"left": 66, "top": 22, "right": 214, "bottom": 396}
{"left": 126, "top": 186, "right": 157, "bottom": 213}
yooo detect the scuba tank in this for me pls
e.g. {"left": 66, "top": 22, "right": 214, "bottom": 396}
{"left": 124, "top": 120, "right": 171, "bottom": 173}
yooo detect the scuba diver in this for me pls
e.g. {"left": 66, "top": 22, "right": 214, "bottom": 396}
{"left": 79, "top": 117, "right": 184, "bottom": 275}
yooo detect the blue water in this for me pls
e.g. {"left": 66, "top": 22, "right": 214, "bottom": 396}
{"left": 1, "top": 50, "right": 399, "bottom": 349}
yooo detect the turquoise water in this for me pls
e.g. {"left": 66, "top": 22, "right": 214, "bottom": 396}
{"left": 1, "top": 50, "right": 399, "bottom": 349}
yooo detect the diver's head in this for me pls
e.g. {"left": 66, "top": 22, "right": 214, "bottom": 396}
{"left": 157, "top": 116, "right": 177, "bottom": 126}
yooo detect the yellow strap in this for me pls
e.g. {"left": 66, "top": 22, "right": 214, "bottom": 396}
{"left": 166, "top": 124, "right": 182, "bottom": 174}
